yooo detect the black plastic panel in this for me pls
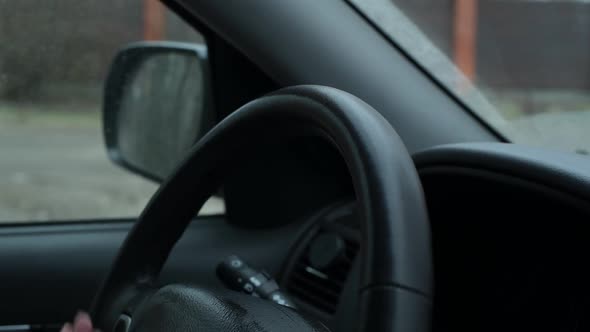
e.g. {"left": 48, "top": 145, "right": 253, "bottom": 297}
{"left": 174, "top": 0, "right": 499, "bottom": 153}
{"left": 414, "top": 143, "right": 590, "bottom": 331}
{"left": 0, "top": 216, "right": 306, "bottom": 326}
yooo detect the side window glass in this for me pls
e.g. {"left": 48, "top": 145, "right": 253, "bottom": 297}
{"left": 0, "top": 0, "right": 220, "bottom": 222}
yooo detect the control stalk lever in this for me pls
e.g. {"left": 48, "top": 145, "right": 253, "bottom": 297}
{"left": 216, "top": 255, "right": 296, "bottom": 309}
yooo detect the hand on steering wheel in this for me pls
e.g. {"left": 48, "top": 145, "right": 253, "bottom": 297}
{"left": 61, "top": 312, "right": 98, "bottom": 332}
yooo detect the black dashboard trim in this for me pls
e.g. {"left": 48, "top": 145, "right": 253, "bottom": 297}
{"left": 414, "top": 143, "right": 590, "bottom": 206}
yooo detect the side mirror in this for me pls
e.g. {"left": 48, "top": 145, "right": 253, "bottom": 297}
{"left": 103, "top": 41, "right": 214, "bottom": 181}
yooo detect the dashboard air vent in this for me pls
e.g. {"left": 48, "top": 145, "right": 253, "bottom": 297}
{"left": 286, "top": 229, "right": 359, "bottom": 314}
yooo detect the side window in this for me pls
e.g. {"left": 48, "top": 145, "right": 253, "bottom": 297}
{"left": 0, "top": 0, "right": 218, "bottom": 222}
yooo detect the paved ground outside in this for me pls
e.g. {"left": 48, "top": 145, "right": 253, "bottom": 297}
{"left": 485, "top": 90, "right": 590, "bottom": 155}
{"left": 0, "top": 105, "right": 223, "bottom": 223}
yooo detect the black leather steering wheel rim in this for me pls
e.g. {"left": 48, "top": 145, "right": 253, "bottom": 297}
{"left": 91, "top": 85, "right": 433, "bottom": 331}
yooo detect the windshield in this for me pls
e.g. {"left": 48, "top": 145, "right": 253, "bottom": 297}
{"left": 349, "top": 0, "right": 590, "bottom": 155}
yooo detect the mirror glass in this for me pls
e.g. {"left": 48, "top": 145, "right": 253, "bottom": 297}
{"left": 115, "top": 51, "right": 208, "bottom": 179}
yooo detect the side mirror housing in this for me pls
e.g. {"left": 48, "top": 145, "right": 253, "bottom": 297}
{"left": 103, "top": 41, "right": 214, "bottom": 181}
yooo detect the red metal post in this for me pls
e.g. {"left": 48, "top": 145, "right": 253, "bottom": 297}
{"left": 143, "top": 0, "right": 165, "bottom": 40}
{"left": 453, "top": 0, "right": 478, "bottom": 81}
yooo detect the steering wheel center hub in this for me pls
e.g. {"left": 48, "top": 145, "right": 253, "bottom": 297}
{"left": 130, "top": 285, "right": 327, "bottom": 332}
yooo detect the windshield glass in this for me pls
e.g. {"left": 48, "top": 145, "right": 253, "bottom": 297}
{"left": 349, "top": 0, "right": 590, "bottom": 155}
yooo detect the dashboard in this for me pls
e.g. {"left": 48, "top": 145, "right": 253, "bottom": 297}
{"left": 275, "top": 143, "right": 590, "bottom": 332}
{"left": 0, "top": 140, "right": 588, "bottom": 331}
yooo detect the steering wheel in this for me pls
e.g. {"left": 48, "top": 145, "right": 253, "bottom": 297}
{"left": 91, "top": 86, "right": 433, "bottom": 331}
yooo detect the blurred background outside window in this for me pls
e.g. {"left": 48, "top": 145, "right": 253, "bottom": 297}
{"left": 356, "top": 0, "right": 590, "bottom": 154}
{"left": 0, "top": 0, "right": 216, "bottom": 222}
